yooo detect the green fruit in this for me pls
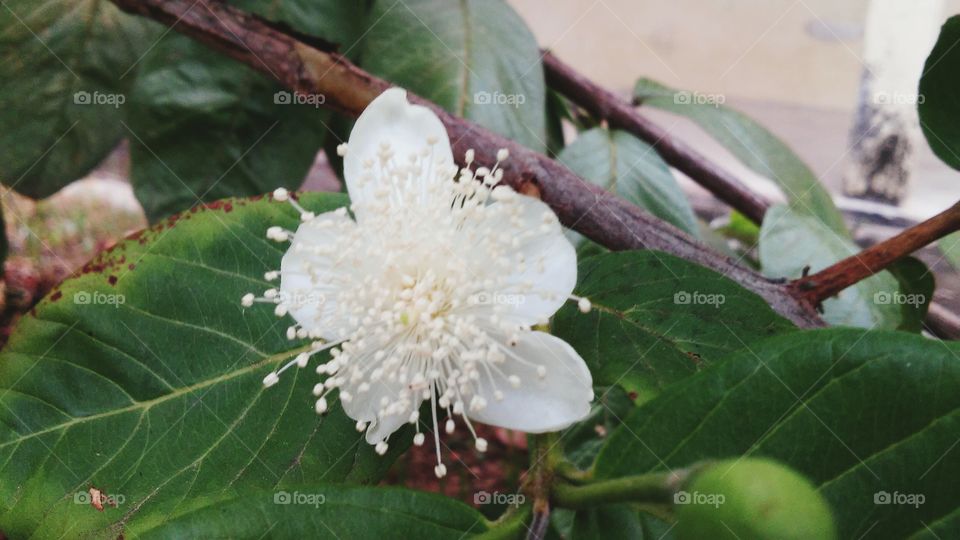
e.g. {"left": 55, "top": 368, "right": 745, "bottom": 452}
{"left": 674, "top": 458, "right": 836, "bottom": 540}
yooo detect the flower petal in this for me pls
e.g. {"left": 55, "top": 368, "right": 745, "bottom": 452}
{"left": 341, "top": 374, "right": 422, "bottom": 445}
{"left": 279, "top": 209, "right": 354, "bottom": 340}
{"left": 467, "top": 331, "right": 593, "bottom": 433}
{"left": 343, "top": 88, "right": 453, "bottom": 211}
{"left": 494, "top": 194, "right": 578, "bottom": 325}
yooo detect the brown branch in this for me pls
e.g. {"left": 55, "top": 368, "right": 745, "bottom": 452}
{"left": 544, "top": 50, "right": 960, "bottom": 337}
{"left": 926, "top": 303, "right": 960, "bottom": 340}
{"left": 791, "top": 202, "right": 960, "bottom": 304}
{"left": 543, "top": 51, "right": 771, "bottom": 224}
{"left": 109, "top": 0, "right": 825, "bottom": 328}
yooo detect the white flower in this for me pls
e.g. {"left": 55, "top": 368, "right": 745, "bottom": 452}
{"left": 246, "top": 88, "right": 593, "bottom": 477}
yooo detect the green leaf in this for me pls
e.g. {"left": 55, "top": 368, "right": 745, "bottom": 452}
{"left": 127, "top": 36, "right": 330, "bottom": 222}
{"left": 715, "top": 210, "right": 761, "bottom": 246}
{"left": 0, "top": 193, "right": 405, "bottom": 538}
{"left": 759, "top": 204, "right": 903, "bottom": 329}
{"left": 0, "top": 0, "right": 160, "bottom": 197}
{"left": 135, "top": 485, "right": 489, "bottom": 539}
{"left": 229, "top": 0, "right": 368, "bottom": 50}
{"left": 887, "top": 257, "right": 934, "bottom": 333}
{"left": 918, "top": 15, "right": 960, "bottom": 171}
{"left": 572, "top": 504, "right": 644, "bottom": 539}
{"left": 594, "top": 328, "right": 960, "bottom": 539}
{"left": 361, "top": 0, "right": 547, "bottom": 151}
{"left": 940, "top": 231, "right": 960, "bottom": 270}
{"left": 558, "top": 128, "right": 699, "bottom": 237}
{"left": 634, "top": 78, "right": 847, "bottom": 235}
{"left": 552, "top": 251, "right": 794, "bottom": 404}
{"left": 545, "top": 90, "right": 572, "bottom": 157}
{"left": 561, "top": 386, "right": 635, "bottom": 470}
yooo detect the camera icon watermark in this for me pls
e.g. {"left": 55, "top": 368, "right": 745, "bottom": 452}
{"left": 874, "top": 490, "right": 924, "bottom": 508}
{"left": 274, "top": 90, "right": 326, "bottom": 108}
{"left": 673, "top": 290, "right": 725, "bottom": 308}
{"left": 673, "top": 91, "right": 725, "bottom": 108}
{"left": 274, "top": 490, "right": 326, "bottom": 507}
{"left": 872, "top": 291, "right": 925, "bottom": 308}
{"left": 73, "top": 290, "right": 125, "bottom": 307}
{"left": 73, "top": 90, "right": 126, "bottom": 108}
{"left": 474, "top": 490, "right": 525, "bottom": 507}
{"left": 473, "top": 91, "right": 526, "bottom": 108}
{"left": 674, "top": 490, "right": 725, "bottom": 508}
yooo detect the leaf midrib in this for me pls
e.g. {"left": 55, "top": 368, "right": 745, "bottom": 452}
{"left": 0, "top": 343, "right": 311, "bottom": 449}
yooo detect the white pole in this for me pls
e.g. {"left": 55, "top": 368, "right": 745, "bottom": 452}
{"left": 843, "top": 0, "right": 943, "bottom": 204}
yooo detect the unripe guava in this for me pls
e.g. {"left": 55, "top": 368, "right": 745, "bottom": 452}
{"left": 674, "top": 458, "right": 836, "bottom": 539}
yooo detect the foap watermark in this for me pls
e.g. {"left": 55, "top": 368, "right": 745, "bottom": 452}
{"left": 473, "top": 91, "right": 526, "bottom": 108}
{"left": 74, "top": 488, "right": 125, "bottom": 511}
{"left": 274, "top": 490, "right": 326, "bottom": 507}
{"left": 73, "top": 90, "right": 126, "bottom": 108}
{"left": 674, "top": 490, "right": 725, "bottom": 508}
{"left": 873, "top": 291, "right": 925, "bottom": 307}
{"left": 673, "top": 90, "right": 725, "bottom": 107}
{"left": 874, "top": 490, "right": 925, "bottom": 508}
{"left": 278, "top": 291, "right": 326, "bottom": 309}
{"left": 74, "top": 291, "right": 125, "bottom": 307}
{"left": 873, "top": 92, "right": 925, "bottom": 106}
{"left": 474, "top": 490, "right": 525, "bottom": 507}
{"left": 674, "top": 290, "right": 725, "bottom": 308}
{"left": 274, "top": 90, "right": 326, "bottom": 108}
{"left": 467, "top": 292, "right": 525, "bottom": 307}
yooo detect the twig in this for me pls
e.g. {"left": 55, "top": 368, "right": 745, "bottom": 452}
{"left": 926, "top": 303, "right": 960, "bottom": 340}
{"left": 792, "top": 202, "right": 960, "bottom": 305}
{"left": 542, "top": 51, "right": 771, "bottom": 224}
{"left": 544, "top": 50, "right": 960, "bottom": 337}
{"left": 108, "top": 0, "right": 824, "bottom": 328}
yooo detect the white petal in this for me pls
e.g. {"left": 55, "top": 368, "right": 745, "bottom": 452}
{"left": 341, "top": 375, "right": 423, "bottom": 445}
{"left": 467, "top": 331, "right": 592, "bottom": 433}
{"left": 343, "top": 88, "right": 453, "bottom": 211}
{"left": 279, "top": 210, "right": 354, "bottom": 340}
{"left": 495, "top": 195, "right": 577, "bottom": 324}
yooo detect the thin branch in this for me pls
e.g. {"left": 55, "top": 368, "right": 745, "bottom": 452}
{"left": 542, "top": 51, "right": 771, "bottom": 224}
{"left": 544, "top": 50, "right": 960, "bottom": 337}
{"left": 792, "top": 202, "right": 960, "bottom": 305}
{"left": 926, "top": 303, "right": 960, "bottom": 340}
{"left": 109, "top": 0, "right": 824, "bottom": 328}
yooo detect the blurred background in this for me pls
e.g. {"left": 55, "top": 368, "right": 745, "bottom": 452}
{"left": 512, "top": 0, "right": 957, "bottom": 219}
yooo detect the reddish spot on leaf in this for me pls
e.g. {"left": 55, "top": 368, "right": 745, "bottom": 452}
{"left": 87, "top": 486, "right": 120, "bottom": 512}
{"left": 88, "top": 487, "right": 104, "bottom": 512}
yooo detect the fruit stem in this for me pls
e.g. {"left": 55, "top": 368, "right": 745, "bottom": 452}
{"left": 551, "top": 469, "right": 691, "bottom": 510}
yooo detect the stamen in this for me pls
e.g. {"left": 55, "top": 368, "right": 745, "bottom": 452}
{"left": 569, "top": 294, "right": 592, "bottom": 313}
